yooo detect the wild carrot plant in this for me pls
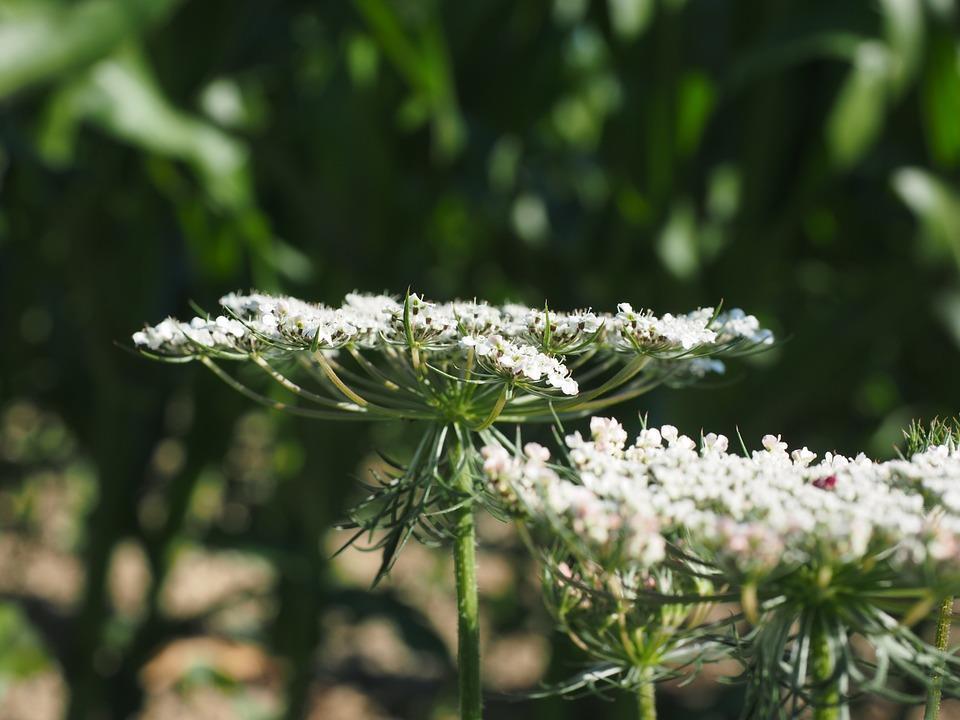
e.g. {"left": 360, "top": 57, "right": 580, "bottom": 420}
{"left": 481, "top": 418, "right": 960, "bottom": 719}
{"left": 134, "top": 290, "right": 771, "bottom": 719}
{"left": 902, "top": 417, "right": 960, "bottom": 720}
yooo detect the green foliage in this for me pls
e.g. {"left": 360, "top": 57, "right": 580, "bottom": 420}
{"left": 902, "top": 416, "right": 960, "bottom": 456}
{"left": 2, "top": 0, "right": 960, "bottom": 717}
{"left": 0, "top": 604, "right": 50, "bottom": 679}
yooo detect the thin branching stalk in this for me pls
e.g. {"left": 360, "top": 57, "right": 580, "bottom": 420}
{"left": 925, "top": 596, "right": 954, "bottom": 720}
{"left": 451, "top": 432, "right": 482, "bottom": 719}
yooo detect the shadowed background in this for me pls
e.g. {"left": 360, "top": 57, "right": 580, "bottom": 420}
{"left": 1, "top": 1, "right": 959, "bottom": 718}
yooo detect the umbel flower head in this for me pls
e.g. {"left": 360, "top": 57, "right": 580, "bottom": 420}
{"left": 133, "top": 290, "right": 773, "bottom": 427}
{"left": 480, "top": 419, "right": 960, "bottom": 713}
{"left": 133, "top": 291, "right": 773, "bottom": 583}
{"left": 133, "top": 292, "right": 777, "bottom": 720}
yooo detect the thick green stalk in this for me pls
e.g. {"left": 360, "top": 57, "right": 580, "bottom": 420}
{"left": 811, "top": 618, "right": 840, "bottom": 720}
{"left": 452, "top": 436, "right": 482, "bottom": 719}
{"left": 925, "top": 596, "right": 954, "bottom": 720}
{"left": 637, "top": 680, "right": 657, "bottom": 720}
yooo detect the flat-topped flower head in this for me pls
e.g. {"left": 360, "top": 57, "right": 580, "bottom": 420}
{"left": 133, "top": 291, "right": 772, "bottom": 426}
{"left": 132, "top": 316, "right": 251, "bottom": 357}
{"left": 714, "top": 308, "right": 774, "bottom": 346}
{"left": 451, "top": 300, "right": 504, "bottom": 336}
{"left": 613, "top": 303, "right": 717, "bottom": 353}
{"left": 461, "top": 334, "right": 578, "bottom": 395}
{"left": 134, "top": 292, "right": 778, "bottom": 717}
{"left": 480, "top": 417, "right": 960, "bottom": 708}
{"left": 501, "top": 304, "right": 604, "bottom": 354}
{"left": 481, "top": 420, "right": 960, "bottom": 580}
{"left": 389, "top": 293, "right": 462, "bottom": 348}
{"left": 340, "top": 292, "right": 401, "bottom": 346}
{"left": 612, "top": 303, "right": 772, "bottom": 358}
{"left": 137, "top": 292, "right": 771, "bottom": 359}
{"left": 217, "top": 292, "right": 363, "bottom": 352}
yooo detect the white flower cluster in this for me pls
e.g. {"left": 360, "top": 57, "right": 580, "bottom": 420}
{"left": 614, "top": 304, "right": 718, "bottom": 351}
{"left": 886, "top": 443, "right": 960, "bottom": 515}
{"left": 461, "top": 334, "right": 578, "bottom": 395}
{"left": 136, "top": 292, "right": 770, "bottom": 354}
{"left": 133, "top": 291, "right": 773, "bottom": 399}
{"left": 132, "top": 316, "right": 249, "bottom": 355}
{"left": 482, "top": 418, "right": 960, "bottom": 579}
{"left": 612, "top": 305, "right": 773, "bottom": 355}
{"left": 501, "top": 304, "right": 604, "bottom": 352}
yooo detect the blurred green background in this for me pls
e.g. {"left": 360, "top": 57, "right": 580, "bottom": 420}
{"left": 1, "top": 1, "right": 959, "bottom": 718}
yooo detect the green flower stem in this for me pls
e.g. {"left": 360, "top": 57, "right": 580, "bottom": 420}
{"left": 925, "top": 596, "right": 954, "bottom": 720}
{"left": 811, "top": 618, "right": 839, "bottom": 720}
{"left": 637, "top": 680, "right": 657, "bottom": 720}
{"left": 452, "top": 436, "right": 482, "bottom": 719}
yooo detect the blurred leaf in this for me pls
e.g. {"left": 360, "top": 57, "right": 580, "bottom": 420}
{"left": 552, "top": 30, "right": 619, "bottom": 151}
{"left": 553, "top": 0, "right": 588, "bottom": 26}
{"left": 77, "top": 47, "right": 252, "bottom": 210}
{"left": 512, "top": 193, "right": 550, "bottom": 245}
{"left": 921, "top": 31, "right": 960, "bottom": 168}
{"left": 0, "top": 0, "right": 181, "bottom": 98}
{"left": 574, "top": 165, "right": 610, "bottom": 209}
{"left": 552, "top": 94, "right": 599, "bottom": 147}
{"left": 803, "top": 208, "right": 838, "bottom": 246}
{"left": 676, "top": 71, "right": 715, "bottom": 158}
{"left": 706, "top": 164, "right": 740, "bottom": 222}
{"left": 39, "top": 45, "right": 303, "bottom": 287}
{"left": 616, "top": 185, "right": 652, "bottom": 227}
{"left": 699, "top": 165, "right": 740, "bottom": 260}
{"left": 346, "top": 33, "right": 380, "bottom": 88}
{"left": 891, "top": 167, "right": 960, "bottom": 270}
{"left": 566, "top": 26, "right": 607, "bottom": 71}
{"left": 825, "top": 41, "right": 892, "bottom": 169}
{"left": 608, "top": 0, "right": 655, "bottom": 40}
{"left": 36, "top": 47, "right": 252, "bottom": 209}
{"left": 352, "top": 0, "right": 421, "bottom": 87}
{"left": 200, "top": 78, "right": 250, "bottom": 130}
{"left": 264, "top": 240, "right": 314, "bottom": 284}
{"left": 144, "top": 156, "right": 246, "bottom": 280}
{"left": 925, "top": 0, "right": 959, "bottom": 20}
{"left": 934, "top": 290, "right": 960, "bottom": 351}
{"left": 353, "top": 0, "right": 465, "bottom": 161}
{"left": 397, "top": 93, "right": 432, "bottom": 130}
{"left": 0, "top": 603, "right": 50, "bottom": 678}
{"left": 726, "top": 32, "right": 862, "bottom": 93}
{"left": 656, "top": 200, "right": 698, "bottom": 280}
{"left": 879, "top": 0, "right": 925, "bottom": 94}
{"left": 488, "top": 135, "right": 522, "bottom": 193}
{"left": 36, "top": 80, "right": 86, "bottom": 167}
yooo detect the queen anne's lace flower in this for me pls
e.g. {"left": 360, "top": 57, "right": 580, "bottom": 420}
{"left": 714, "top": 308, "right": 775, "bottom": 346}
{"left": 132, "top": 316, "right": 249, "bottom": 354}
{"left": 460, "top": 334, "right": 578, "bottom": 394}
{"left": 482, "top": 419, "right": 960, "bottom": 711}
{"left": 134, "top": 292, "right": 780, "bottom": 716}
{"left": 501, "top": 304, "right": 604, "bottom": 352}
{"left": 613, "top": 303, "right": 717, "bottom": 352}
{"left": 137, "top": 292, "right": 770, "bottom": 359}
{"left": 133, "top": 291, "right": 773, "bottom": 408}
{"left": 482, "top": 419, "right": 960, "bottom": 578}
